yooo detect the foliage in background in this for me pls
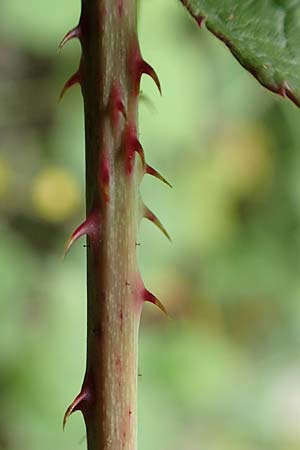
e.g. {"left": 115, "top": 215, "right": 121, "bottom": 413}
{"left": 2, "top": 0, "right": 300, "bottom": 449}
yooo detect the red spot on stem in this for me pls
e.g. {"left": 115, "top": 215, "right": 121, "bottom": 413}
{"left": 119, "top": 308, "right": 124, "bottom": 332}
{"left": 118, "top": 0, "right": 123, "bottom": 17}
{"left": 115, "top": 357, "right": 122, "bottom": 371}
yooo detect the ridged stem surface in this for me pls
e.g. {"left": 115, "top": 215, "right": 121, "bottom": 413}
{"left": 64, "top": 1, "right": 143, "bottom": 450}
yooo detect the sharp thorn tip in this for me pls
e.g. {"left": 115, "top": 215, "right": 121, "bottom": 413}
{"left": 63, "top": 390, "right": 86, "bottom": 430}
{"left": 59, "top": 70, "right": 80, "bottom": 101}
{"left": 58, "top": 26, "right": 81, "bottom": 50}
{"left": 141, "top": 61, "right": 162, "bottom": 95}
{"left": 144, "top": 289, "right": 168, "bottom": 315}
{"left": 144, "top": 207, "right": 171, "bottom": 241}
{"left": 146, "top": 165, "right": 172, "bottom": 188}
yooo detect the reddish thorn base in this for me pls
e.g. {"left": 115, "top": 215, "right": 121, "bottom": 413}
{"left": 143, "top": 288, "right": 167, "bottom": 315}
{"left": 64, "top": 207, "right": 101, "bottom": 256}
{"left": 124, "top": 125, "right": 145, "bottom": 174}
{"left": 63, "top": 389, "right": 88, "bottom": 429}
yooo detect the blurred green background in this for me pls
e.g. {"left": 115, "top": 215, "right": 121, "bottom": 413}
{"left": 2, "top": 1, "right": 300, "bottom": 449}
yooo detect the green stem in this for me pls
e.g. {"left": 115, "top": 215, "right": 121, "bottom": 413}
{"left": 62, "top": 1, "right": 164, "bottom": 449}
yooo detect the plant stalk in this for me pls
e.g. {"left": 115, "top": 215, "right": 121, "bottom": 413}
{"left": 62, "top": 1, "right": 165, "bottom": 449}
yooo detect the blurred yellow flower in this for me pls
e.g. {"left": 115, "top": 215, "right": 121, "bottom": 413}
{"left": 31, "top": 166, "right": 80, "bottom": 222}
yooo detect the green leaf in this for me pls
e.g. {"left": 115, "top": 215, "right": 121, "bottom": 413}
{"left": 180, "top": 0, "right": 300, "bottom": 106}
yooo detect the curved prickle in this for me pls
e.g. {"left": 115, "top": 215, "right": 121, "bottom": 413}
{"left": 110, "top": 83, "right": 127, "bottom": 130}
{"left": 58, "top": 25, "right": 81, "bottom": 50}
{"left": 143, "top": 205, "right": 171, "bottom": 241}
{"left": 143, "top": 288, "right": 167, "bottom": 315}
{"left": 124, "top": 124, "right": 145, "bottom": 174}
{"left": 63, "top": 388, "right": 88, "bottom": 429}
{"left": 146, "top": 164, "right": 172, "bottom": 188}
{"left": 130, "top": 38, "right": 162, "bottom": 96}
{"left": 64, "top": 208, "right": 101, "bottom": 257}
{"left": 59, "top": 69, "right": 81, "bottom": 100}
{"left": 140, "top": 60, "right": 162, "bottom": 95}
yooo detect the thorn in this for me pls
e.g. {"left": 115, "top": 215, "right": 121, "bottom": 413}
{"left": 124, "top": 125, "right": 145, "bottom": 173}
{"left": 130, "top": 38, "right": 161, "bottom": 96}
{"left": 116, "top": 99, "right": 127, "bottom": 120}
{"left": 140, "top": 60, "right": 162, "bottom": 95}
{"left": 143, "top": 288, "right": 168, "bottom": 315}
{"left": 64, "top": 222, "right": 86, "bottom": 257}
{"left": 58, "top": 25, "right": 81, "bottom": 50}
{"left": 63, "top": 390, "right": 87, "bottom": 429}
{"left": 146, "top": 165, "right": 172, "bottom": 188}
{"left": 59, "top": 70, "right": 81, "bottom": 100}
{"left": 110, "top": 83, "right": 127, "bottom": 129}
{"left": 63, "top": 209, "right": 100, "bottom": 258}
{"left": 134, "top": 138, "right": 145, "bottom": 167}
{"left": 144, "top": 206, "right": 171, "bottom": 241}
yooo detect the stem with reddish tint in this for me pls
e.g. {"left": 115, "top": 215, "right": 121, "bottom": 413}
{"left": 60, "top": 1, "right": 167, "bottom": 450}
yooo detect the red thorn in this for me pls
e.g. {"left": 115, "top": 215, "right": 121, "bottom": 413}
{"left": 140, "top": 61, "right": 162, "bottom": 95}
{"left": 118, "top": 0, "right": 124, "bottom": 17}
{"left": 58, "top": 25, "right": 81, "bottom": 50}
{"left": 124, "top": 125, "right": 145, "bottom": 174}
{"left": 135, "top": 138, "right": 145, "bottom": 167}
{"left": 59, "top": 70, "right": 81, "bottom": 100}
{"left": 116, "top": 99, "right": 127, "bottom": 120}
{"left": 144, "top": 206, "right": 171, "bottom": 241}
{"left": 143, "top": 288, "right": 168, "bottom": 315}
{"left": 130, "top": 38, "right": 161, "bottom": 95}
{"left": 146, "top": 165, "right": 172, "bottom": 188}
{"left": 63, "top": 390, "right": 87, "bottom": 429}
{"left": 110, "top": 83, "right": 127, "bottom": 129}
{"left": 64, "top": 209, "right": 101, "bottom": 257}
